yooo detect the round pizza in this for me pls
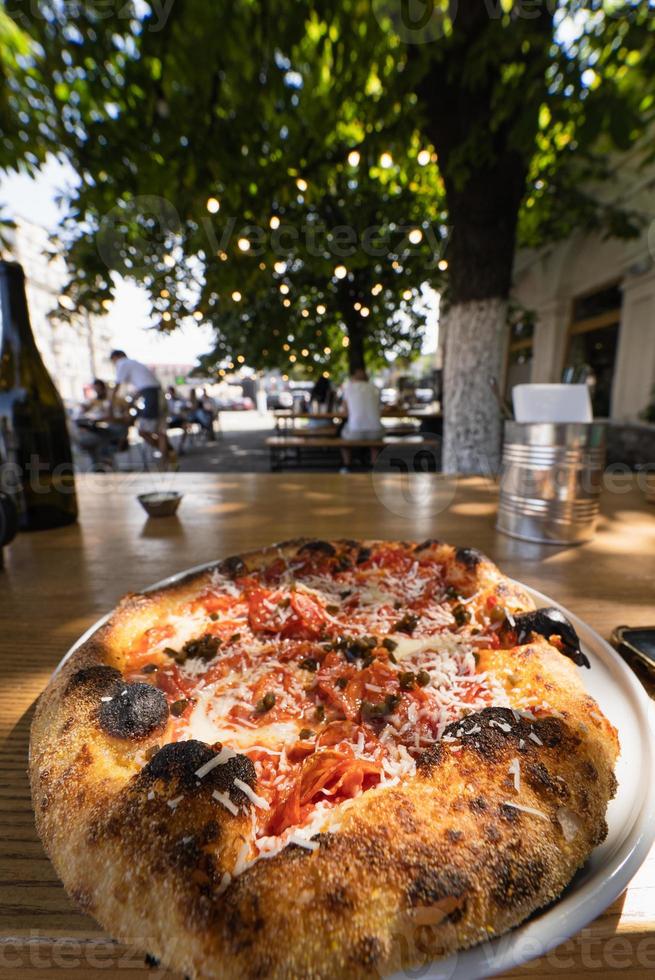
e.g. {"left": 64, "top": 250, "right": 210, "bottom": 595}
{"left": 30, "top": 538, "right": 619, "bottom": 978}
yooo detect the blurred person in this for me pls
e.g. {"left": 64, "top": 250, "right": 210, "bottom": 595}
{"left": 75, "top": 379, "right": 129, "bottom": 470}
{"left": 189, "top": 388, "right": 217, "bottom": 441}
{"left": 200, "top": 387, "right": 219, "bottom": 439}
{"left": 110, "top": 351, "right": 176, "bottom": 465}
{"left": 339, "top": 367, "right": 383, "bottom": 472}
{"left": 309, "top": 375, "right": 334, "bottom": 412}
{"left": 307, "top": 374, "right": 335, "bottom": 430}
{"left": 165, "top": 385, "right": 192, "bottom": 454}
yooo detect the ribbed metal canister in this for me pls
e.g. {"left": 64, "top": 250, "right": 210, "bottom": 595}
{"left": 497, "top": 422, "right": 606, "bottom": 544}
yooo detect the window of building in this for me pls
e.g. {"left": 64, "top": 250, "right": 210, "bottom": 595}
{"left": 505, "top": 319, "right": 534, "bottom": 399}
{"left": 564, "top": 282, "right": 622, "bottom": 417}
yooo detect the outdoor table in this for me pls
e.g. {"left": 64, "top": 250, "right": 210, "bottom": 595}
{"left": 1, "top": 472, "right": 654, "bottom": 978}
{"left": 273, "top": 407, "right": 440, "bottom": 431}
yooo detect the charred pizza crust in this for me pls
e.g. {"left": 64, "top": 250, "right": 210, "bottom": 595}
{"left": 30, "top": 539, "right": 618, "bottom": 978}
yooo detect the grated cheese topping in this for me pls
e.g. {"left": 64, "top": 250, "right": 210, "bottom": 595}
{"left": 124, "top": 542, "right": 543, "bottom": 880}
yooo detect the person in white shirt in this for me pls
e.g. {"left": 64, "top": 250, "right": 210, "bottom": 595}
{"left": 110, "top": 351, "right": 176, "bottom": 463}
{"left": 340, "top": 368, "right": 383, "bottom": 470}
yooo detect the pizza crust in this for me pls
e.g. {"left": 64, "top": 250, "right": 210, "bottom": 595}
{"left": 30, "top": 539, "right": 618, "bottom": 978}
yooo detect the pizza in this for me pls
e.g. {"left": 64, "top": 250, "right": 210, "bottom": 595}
{"left": 30, "top": 538, "right": 619, "bottom": 978}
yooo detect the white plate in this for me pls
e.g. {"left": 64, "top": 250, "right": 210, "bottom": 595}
{"left": 55, "top": 570, "right": 655, "bottom": 980}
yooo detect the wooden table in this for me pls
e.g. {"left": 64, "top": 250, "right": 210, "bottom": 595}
{"left": 2, "top": 473, "right": 654, "bottom": 978}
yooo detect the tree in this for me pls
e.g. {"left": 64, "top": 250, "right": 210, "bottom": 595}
{"left": 2, "top": 1, "right": 654, "bottom": 470}
{"left": 194, "top": 155, "right": 444, "bottom": 378}
{"left": 399, "top": 0, "right": 655, "bottom": 471}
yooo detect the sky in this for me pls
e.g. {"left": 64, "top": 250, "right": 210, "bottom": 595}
{"left": 0, "top": 156, "right": 437, "bottom": 364}
{"left": 0, "top": 157, "right": 214, "bottom": 364}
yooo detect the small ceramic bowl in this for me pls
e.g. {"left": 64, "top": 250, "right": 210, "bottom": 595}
{"left": 137, "top": 491, "right": 183, "bottom": 518}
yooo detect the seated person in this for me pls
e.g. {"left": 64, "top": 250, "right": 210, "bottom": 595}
{"left": 340, "top": 368, "right": 383, "bottom": 471}
{"left": 75, "top": 379, "right": 129, "bottom": 469}
{"left": 189, "top": 389, "right": 217, "bottom": 441}
{"left": 307, "top": 375, "right": 335, "bottom": 429}
{"left": 165, "top": 385, "right": 191, "bottom": 453}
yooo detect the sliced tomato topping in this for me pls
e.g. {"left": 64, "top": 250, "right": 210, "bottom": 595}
{"left": 156, "top": 666, "right": 194, "bottom": 700}
{"left": 191, "top": 591, "right": 239, "bottom": 615}
{"left": 247, "top": 588, "right": 287, "bottom": 632}
{"left": 266, "top": 750, "right": 381, "bottom": 836}
{"left": 282, "top": 592, "right": 325, "bottom": 640}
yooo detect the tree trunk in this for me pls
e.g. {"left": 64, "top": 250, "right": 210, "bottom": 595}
{"left": 441, "top": 297, "right": 506, "bottom": 474}
{"left": 347, "top": 324, "right": 365, "bottom": 374}
{"left": 412, "top": 5, "right": 554, "bottom": 473}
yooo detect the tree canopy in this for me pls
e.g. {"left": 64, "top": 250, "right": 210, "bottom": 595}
{"left": 1, "top": 1, "right": 654, "bottom": 385}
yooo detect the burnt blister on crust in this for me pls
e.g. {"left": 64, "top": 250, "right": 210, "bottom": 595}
{"left": 513, "top": 608, "right": 590, "bottom": 669}
{"left": 98, "top": 683, "right": 169, "bottom": 740}
{"left": 67, "top": 664, "right": 122, "bottom": 695}
{"left": 490, "top": 856, "right": 546, "bottom": 910}
{"left": 139, "top": 739, "right": 257, "bottom": 806}
{"left": 454, "top": 546, "right": 486, "bottom": 568}
{"left": 217, "top": 554, "right": 247, "bottom": 579}
{"left": 417, "top": 706, "right": 568, "bottom": 772}
{"left": 414, "top": 538, "right": 442, "bottom": 553}
{"left": 297, "top": 539, "right": 336, "bottom": 556}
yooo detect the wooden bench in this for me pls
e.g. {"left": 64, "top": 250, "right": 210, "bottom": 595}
{"left": 266, "top": 434, "right": 439, "bottom": 471}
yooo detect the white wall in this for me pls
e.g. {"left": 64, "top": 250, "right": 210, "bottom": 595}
{"left": 512, "top": 152, "right": 655, "bottom": 419}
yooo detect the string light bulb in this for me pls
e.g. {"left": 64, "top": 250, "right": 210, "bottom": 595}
{"left": 347, "top": 150, "right": 360, "bottom": 167}
{"left": 206, "top": 197, "right": 220, "bottom": 213}
{"left": 417, "top": 150, "right": 430, "bottom": 166}
{"left": 408, "top": 228, "right": 423, "bottom": 244}
{"left": 316, "top": 304, "right": 326, "bottom": 315}
{"left": 334, "top": 264, "right": 347, "bottom": 279}
{"left": 231, "top": 291, "right": 242, "bottom": 302}
{"left": 279, "top": 283, "right": 289, "bottom": 294}
{"left": 371, "top": 283, "right": 382, "bottom": 296}
{"left": 237, "top": 238, "right": 250, "bottom": 252}
{"left": 283, "top": 298, "right": 291, "bottom": 307}
{"left": 274, "top": 261, "right": 286, "bottom": 274}
{"left": 193, "top": 310, "right": 203, "bottom": 321}
{"left": 296, "top": 177, "right": 308, "bottom": 192}
{"left": 270, "top": 215, "right": 280, "bottom": 230}
{"left": 360, "top": 306, "right": 370, "bottom": 317}
{"left": 438, "top": 259, "right": 449, "bottom": 271}
{"left": 379, "top": 152, "right": 393, "bottom": 169}
{"left": 403, "top": 289, "right": 412, "bottom": 300}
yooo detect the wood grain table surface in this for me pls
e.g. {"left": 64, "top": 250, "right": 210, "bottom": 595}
{"left": 1, "top": 472, "right": 654, "bottom": 979}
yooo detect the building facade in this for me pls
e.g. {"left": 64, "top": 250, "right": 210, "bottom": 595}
{"left": 511, "top": 151, "right": 655, "bottom": 420}
{"left": 4, "top": 218, "right": 114, "bottom": 403}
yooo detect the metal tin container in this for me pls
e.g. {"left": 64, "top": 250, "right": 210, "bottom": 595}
{"left": 497, "top": 422, "right": 606, "bottom": 544}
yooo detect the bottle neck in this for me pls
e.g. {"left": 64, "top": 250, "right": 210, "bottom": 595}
{"left": 0, "top": 262, "right": 38, "bottom": 352}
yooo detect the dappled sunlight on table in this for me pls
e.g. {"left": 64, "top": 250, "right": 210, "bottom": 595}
{"left": 449, "top": 501, "right": 497, "bottom": 517}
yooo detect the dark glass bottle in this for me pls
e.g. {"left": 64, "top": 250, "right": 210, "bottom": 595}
{"left": 0, "top": 260, "right": 78, "bottom": 530}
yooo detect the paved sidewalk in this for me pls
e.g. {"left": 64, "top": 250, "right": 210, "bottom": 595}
{"left": 74, "top": 412, "right": 441, "bottom": 475}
